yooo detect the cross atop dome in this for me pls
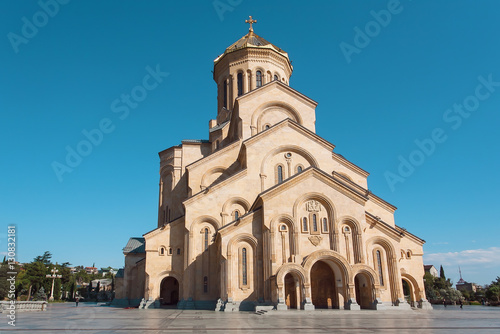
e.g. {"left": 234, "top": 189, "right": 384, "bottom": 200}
{"left": 245, "top": 16, "right": 257, "bottom": 32}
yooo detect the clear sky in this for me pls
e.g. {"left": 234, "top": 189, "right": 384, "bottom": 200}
{"left": 1, "top": 0, "right": 499, "bottom": 286}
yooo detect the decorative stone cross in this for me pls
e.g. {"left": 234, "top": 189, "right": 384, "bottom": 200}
{"left": 245, "top": 16, "right": 257, "bottom": 32}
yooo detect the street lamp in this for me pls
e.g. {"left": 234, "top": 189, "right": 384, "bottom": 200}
{"left": 46, "top": 264, "right": 62, "bottom": 302}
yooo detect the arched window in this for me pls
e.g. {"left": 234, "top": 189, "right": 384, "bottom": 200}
{"left": 234, "top": 210, "right": 240, "bottom": 220}
{"left": 177, "top": 248, "right": 181, "bottom": 255}
{"left": 277, "top": 165, "right": 283, "bottom": 184}
{"left": 265, "top": 124, "right": 270, "bottom": 129}
{"left": 168, "top": 247, "right": 173, "bottom": 255}
{"left": 256, "top": 71, "right": 262, "bottom": 87}
{"left": 296, "top": 165, "right": 303, "bottom": 173}
{"left": 237, "top": 72, "right": 243, "bottom": 96}
{"left": 242, "top": 248, "right": 248, "bottom": 286}
{"left": 203, "top": 276, "right": 208, "bottom": 293}
{"left": 302, "top": 217, "right": 308, "bottom": 232}
{"left": 223, "top": 81, "right": 228, "bottom": 108}
{"left": 159, "top": 247, "right": 165, "bottom": 256}
{"left": 376, "top": 250, "right": 384, "bottom": 286}
{"left": 312, "top": 214, "right": 318, "bottom": 232}
{"left": 322, "top": 218, "right": 328, "bottom": 232}
{"left": 274, "top": 74, "right": 279, "bottom": 81}
{"left": 280, "top": 224, "right": 287, "bottom": 231}
{"left": 204, "top": 228, "right": 209, "bottom": 251}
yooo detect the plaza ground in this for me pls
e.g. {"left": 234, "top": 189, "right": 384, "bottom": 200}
{"left": 2, "top": 303, "right": 500, "bottom": 333}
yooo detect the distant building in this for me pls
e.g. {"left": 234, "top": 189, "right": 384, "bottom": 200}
{"left": 85, "top": 267, "right": 98, "bottom": 275}
{"left": 456, "top": 269, "right": 477, "bottom": 293}
{"left": 100, "top": 267, "right": 118, "bottom": 277}
{"left": 424, "top": 265, "right": 438, "bottom": 278}
{"left": 91, "top": 279, "right": 113, "bottom": 292}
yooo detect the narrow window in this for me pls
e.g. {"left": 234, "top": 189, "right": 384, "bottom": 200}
{"left": 302, "top": 217, "right": 308, "bottom": 232}
{"left": 234, "top": 210, "right": 239, "bottom": 220}
{"left": 223, "top": 81, "right": 228, "bottom": 108}
{"left": 242, "top": 248, "right": 248, "bottom": 286}
{"left": 312, "top": 214, "right": 318, "bottom": 232}
{"left": 297, "top": 166, "right": 303, "bottom": 173}
{"left": 322, "top": 218, "right": 328, "bottom": 232}
{"left": 204, "top": 228, "right": 209, "bottom": 251}
{"left": 177, "top": 248, "right": 181, "bottom": 255}
{"left": 277, "top": 165, "right": 283, "bottom": 184}
{"left": 159, "top": 247, "right": 165, "bottom": 256}
{"left": 256, "top": 71, "right": 262, "bottom": 87}
{"left": 237, "top": 73, "right": 243, "bottom": 96}
{"left": 203, "top": 276, "right": 208, "bottom": 293}
{"left": 265, "top": 124, "right": 270, "bottom": 129}
{"left": 274, "top": 74, "right": 278, "bottom": 81}
{"left": 377, "top": 250, "right": 384, "bottom": 286}
{"left": 168, "top": 248, "right": 172, "bottom": 255}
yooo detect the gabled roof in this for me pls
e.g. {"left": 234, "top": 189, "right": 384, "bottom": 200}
{"left": 250, "top": 166, "right": 369, "bottom": 211}
{"left": 242, "top": 118, "right": 334, "bottom": 152}
{"left": 123, "top": 237, "right": 145, "bottom": 254}
{"left": 235, "top": 80, "right": 318, "bottom": 108}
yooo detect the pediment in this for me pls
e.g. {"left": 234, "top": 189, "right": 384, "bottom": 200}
{"left": 254, "top": 166, "right": 368, "bottom": 209}
{"left": 236, "top": 80, "right": 317, "bottom": 108}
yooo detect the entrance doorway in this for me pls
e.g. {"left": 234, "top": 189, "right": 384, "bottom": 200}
{"left": 160, "top": 277, "right": 179, "bottom": 307}
{"left": 284, "top": 273, "right": 298, "bottom": 309}
{"left": 310, "top": 261, "right": 336, "bottom": 309}
{"left": 354, "top": 273, "right": 373, "bottom": 309}
{"left": 402, "top": 279, "right": 414, "bottom": 307}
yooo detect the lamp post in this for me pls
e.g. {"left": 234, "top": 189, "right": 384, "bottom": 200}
{"left": 46, "top": 264, "right": 62, "bottom": 302}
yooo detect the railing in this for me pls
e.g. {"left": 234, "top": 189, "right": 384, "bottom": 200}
{"left": 0, "top": 301, "right": 48, "bottom": 312}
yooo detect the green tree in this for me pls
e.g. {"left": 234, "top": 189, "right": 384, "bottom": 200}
{"left": 0, "top": 263, "right": 10, "bottom": 299}
{"left": 485, "top": 277, "right": 500, "bottom": 303}
{"left": 439, "top": 287, "right": 462, "bottom": 302}
{"left": 24, "top": 261, "right": 48, "bottom": 297}
{"left": 439, "top": 265, "right": 446, "bottom": 279}
{"left": 33, "top": 251, "right": 52, "bottom": 266}
{"left": 423, "top": 272, "right": 438, "bottom": 300}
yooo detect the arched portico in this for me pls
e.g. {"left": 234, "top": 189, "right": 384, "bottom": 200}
{"left": 303, "top": 250, "right": 351, "bottom": 309}
{"left": 275, "top": 263, "right": 307, "bottom": 310}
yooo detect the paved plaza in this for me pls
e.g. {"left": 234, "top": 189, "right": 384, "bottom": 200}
{"left": 2, "top": 303, "right": 500, "bottom": 333}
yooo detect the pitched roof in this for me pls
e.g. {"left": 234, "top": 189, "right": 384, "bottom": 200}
{"left": 123, "top": 237, "right": 145, "bottom": 254}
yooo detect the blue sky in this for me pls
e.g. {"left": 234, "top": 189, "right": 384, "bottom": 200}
{"left": 1, "top": 0, "right": 499, "bottom": 286}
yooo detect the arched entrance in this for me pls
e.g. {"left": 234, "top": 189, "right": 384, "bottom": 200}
{"left": 354, "top": 273, "right": 373, "bottom": 309}
{"left": 311, "top": 261, "right": 336, "bottom": 309}
{"left": 160, "top": 277, "right": 179, "bottom": 306}
{"left": 402, "top": 279, "right": 414, "bottom": 307}
{"left": 284, "top": 273, "right": 299, "bottom": 309}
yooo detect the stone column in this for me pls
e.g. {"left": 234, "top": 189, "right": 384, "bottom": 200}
{"left": 303, "top": 283, "right": 315, "bottom": 310}
{"left": 345, "top": 284, "right": 360, "bottom": 310}
{"left": 231, "top": 74, "right": 237, "bottom": 110}
{"left": 259, "top": 174, "right": 267, "bottom": 192}
{"left": 295, "top": 281, "right": 301, "bottom": 310}
{"left": 243, "top": 72, "right": 248, "bottom": 94}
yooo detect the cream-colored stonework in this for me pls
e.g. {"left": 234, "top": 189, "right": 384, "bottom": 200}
{"left": 115, "top": 20, "right": 431, "bottom": 311}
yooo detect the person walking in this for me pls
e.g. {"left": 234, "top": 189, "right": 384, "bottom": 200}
{"left": 460, "top": 299, "right": 463, "bottom": 309}
{"left": 76, "top": 297, "right": 79, "bottom": 307}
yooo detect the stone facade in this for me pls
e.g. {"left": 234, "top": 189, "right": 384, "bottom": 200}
{"left": 116, "top": 21, "right": 431, "bottom": 311}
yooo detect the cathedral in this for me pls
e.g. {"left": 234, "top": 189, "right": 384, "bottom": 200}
{"left": 115, "top": 17, "right": 431, "bottom": 311}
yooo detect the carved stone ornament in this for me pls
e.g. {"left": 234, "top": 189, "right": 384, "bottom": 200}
{"left": 308, "top": 236, "right": 322, "bottom": 246}
{"left": 305, "top": 200, "right": 321, "bottom": 212}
